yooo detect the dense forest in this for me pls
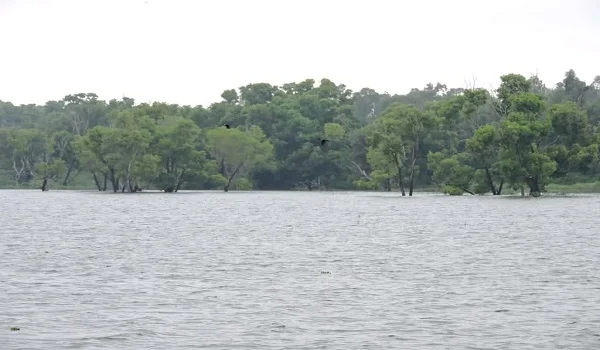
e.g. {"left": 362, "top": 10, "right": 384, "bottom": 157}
{"left": 1, "top": 69, "right": 599, "bottom": 196}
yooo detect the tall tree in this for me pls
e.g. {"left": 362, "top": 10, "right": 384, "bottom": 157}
{"left": 206, "top": 126, "right": 273, "bottom": 191}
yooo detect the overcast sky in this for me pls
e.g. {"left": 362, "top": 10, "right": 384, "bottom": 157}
{"left": 0, "top": 0, "right": 598, "bottom": 106}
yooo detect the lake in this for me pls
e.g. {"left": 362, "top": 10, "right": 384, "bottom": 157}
{"left": 2, "top": 190, "right": 600, "bottom": 349}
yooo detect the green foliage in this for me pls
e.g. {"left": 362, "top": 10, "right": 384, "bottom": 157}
{"left": 472, "top": 170, "right": 493, "bottom": 195}
{"left": 428, "top": 152, "right": 474, "bottom": 194}
{"left": 206, "top": 126, "right": 273, "bottom": 191}
{"left": 441, "top": 185, "right": 465, "bottom": 196}
{"left": 494, "top": 91, "right": 558, "bottom": 195}
{"left": 366, "top": 103, "right": 433, "bottom": 195}
{"left": 1, "top": 69, "right": 599, "bottom": 195}
{"left": 35, "top": 158, "right": 66, "bottom": 190}
{"left": 233, "top": 178, "right": 254, "bottom": 190}
{"left": 153, "top": 118, "right": 211, "bottom": 192}
{"left": 497, "top": 74, "right": 532, "bottom": 111}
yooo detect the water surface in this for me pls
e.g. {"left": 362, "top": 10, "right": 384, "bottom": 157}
{"left": 2, "top": 190, "right": 600, "bottom": 349}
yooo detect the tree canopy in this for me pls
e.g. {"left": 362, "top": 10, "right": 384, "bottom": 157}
{"left": 1, "top": 71, "right": 599, "bottom": 195}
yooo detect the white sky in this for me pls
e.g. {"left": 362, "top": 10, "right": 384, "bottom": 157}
{"left": 0, "top": 0, "right": 598, "bottom": 106}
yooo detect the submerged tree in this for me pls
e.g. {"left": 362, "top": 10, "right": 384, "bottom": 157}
{"left": 206, "top": 126, "right": 273, "bottom": 191}
{"left": 154, "top": 119, "right": 214, "bottom": 192}
{"left": 367, "top": 103, "right": 432, "bottom": 196}
{"left": 497, "top": 91, "right": 556, "bottom": 196}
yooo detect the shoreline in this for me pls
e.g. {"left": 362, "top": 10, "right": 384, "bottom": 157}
{"left": 1, "top": 182, "right": 599, "bottom": 195}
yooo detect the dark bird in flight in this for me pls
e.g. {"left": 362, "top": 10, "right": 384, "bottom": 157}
{"left": 223, "top": 124, "right": 230, "bottom": 129}
{"left": 320, "top": 139, "right": 329, "bottom": 146}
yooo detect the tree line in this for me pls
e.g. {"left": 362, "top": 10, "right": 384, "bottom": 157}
{"left": 0, "top": 69, "right": 599, "bottom": 196}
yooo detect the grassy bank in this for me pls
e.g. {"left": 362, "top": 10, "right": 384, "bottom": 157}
{"left": 544, "top": 173, "right": 600, "bottom": 194}
{"left": 546, "top": 182, "right": 600, "bottom": 194}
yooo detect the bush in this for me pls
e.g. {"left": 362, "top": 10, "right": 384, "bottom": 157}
{"left": 442, "top": 185, "right": 464, "bottom": 196}
{"left": 233, "top": 178, "right": 254, "bottom": 190}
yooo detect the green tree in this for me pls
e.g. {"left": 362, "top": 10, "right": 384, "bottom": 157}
{"left": 206, "top": 126, "right": 273, "bottom": 191}
{"left": 368, "top": 103, "right": 432, "bottom": 196}
{"left": 427, "top": 152, "right": 475, "bottom": 195}
{"left": 465, "top": 125, "right": 504, "bottom": 195}
{"left": 1, "top": 72, "right": 600, "bottom": 193}
{"left": 153, "top": 118, "right": 214, "bottom": 192}
{"left": 497, "top": 91, "right": 557, "bottom": 196}
{"left": 1, "top": 129, "right": 47, "bottom": 187}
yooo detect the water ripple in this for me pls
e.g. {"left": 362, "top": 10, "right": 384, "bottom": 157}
{"left": 1, "top": 190, "right": 600, "bottom": 349}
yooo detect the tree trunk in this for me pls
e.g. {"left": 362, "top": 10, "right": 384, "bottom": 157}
{"left": 350, "top": 160, "right": 371, "bottom": 180}
{"left": 484, "top": 167, "right": 498, "bottom": 195}
{"left": 398, "top": 171, "right": 406, "bottom": 196}
{"left": 13, "top": 158, "right": 25, "bottom": 187}
{"left": 92, "top": 172, "right": 102, "bottom": 191}
{"left": 497, "top": 180, "right": 504, "bottom": 195}
{"left": 408, "top": 139, "right": 419, "bottom": 197}
{"left": 41, "top": 178, "right": 48, "bottom": 191}
{"left": 224, "top": 176, "right": 234, "bottom": 192}
{"left": 102, "top": 172, "right": 108, "bottom": 191}
{"left": 109, "top": 168, "right": 119, "bottom": 192}
{"left": 461, "top": 188, "right": 475, "bottom": 195}
{"left": 174, "top": 170, "right": 186, "bottom": 192}
{"left": 408, "top": 160, "right": 417, "bottom": 196}
{"left": 223, "top": 160, "right": 246, "bottom": 192}
{"left": 526, "top": 176, "right": 541, "bottom": 197}
{"left": 124, "top": 161, "right": 133, "bottom": 193}
{"left": 393, "top": 156, "right": 405, "bottom": 196}
{"left": 62, "top": 160, "right": 75, "bottom": 186}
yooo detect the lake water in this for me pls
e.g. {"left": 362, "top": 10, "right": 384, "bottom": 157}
{"left": 1, "top": 190, "right": 600, "bottom": 349}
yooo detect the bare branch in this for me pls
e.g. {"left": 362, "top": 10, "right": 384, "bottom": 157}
{"left": 349, "top": 160, "right": 371, "bottom": 180}
{"left": 464, "top": 75, "right": 478, "bottom": 90}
